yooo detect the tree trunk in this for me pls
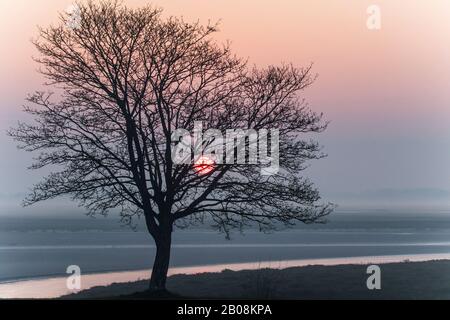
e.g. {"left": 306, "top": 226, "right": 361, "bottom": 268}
{"left": 149, "top": 230, "right": 172, "bottom": 292}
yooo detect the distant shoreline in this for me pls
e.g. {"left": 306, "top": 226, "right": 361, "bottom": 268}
{"left": 64, "top": 258, "right": 450, "bottom": 300}
{"left": 2, "top": 253, "right": 450, "bottom": 299}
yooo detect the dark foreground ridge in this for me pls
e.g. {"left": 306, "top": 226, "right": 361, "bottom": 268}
{"left": 61, "top": 260, "right": 450, "bottom": 300}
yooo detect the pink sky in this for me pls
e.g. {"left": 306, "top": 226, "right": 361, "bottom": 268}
{"left": 0, "top": 0, "right": 450, "bottom": 208}
{"left": 1, "top": 0, "right": 450, "bottom": 134}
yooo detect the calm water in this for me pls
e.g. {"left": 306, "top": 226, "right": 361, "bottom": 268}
{"left": 2, "top": 211, "right": 450, "bottom": 283}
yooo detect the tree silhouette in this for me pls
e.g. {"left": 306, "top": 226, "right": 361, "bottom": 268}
{"left": 9, "top": 1, "right": 333, "bottom": 292}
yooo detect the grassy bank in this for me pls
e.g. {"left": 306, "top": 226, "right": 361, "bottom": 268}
{"left": 62, "top": 260, "right": 450, "bottom": 300}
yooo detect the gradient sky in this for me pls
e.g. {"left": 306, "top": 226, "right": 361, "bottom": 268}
{"left": 1, "top": 0, "right": 450, "bottom": 214}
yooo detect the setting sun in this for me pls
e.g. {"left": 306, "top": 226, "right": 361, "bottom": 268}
{"left": 194, "top": 156, "right": 215, "bottom": 175}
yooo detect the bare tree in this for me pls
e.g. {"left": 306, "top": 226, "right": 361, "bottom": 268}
{"left": 9, "top": 1, "right": 334, "bottom": 292}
